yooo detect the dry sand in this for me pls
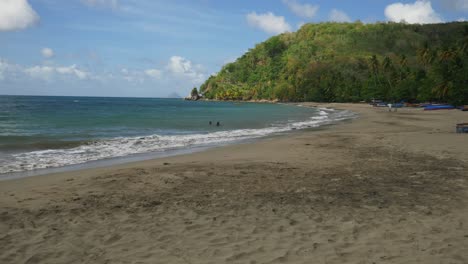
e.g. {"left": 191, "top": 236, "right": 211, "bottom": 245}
{"left": 1, "top": 103, "right": 468, "bottom": 264}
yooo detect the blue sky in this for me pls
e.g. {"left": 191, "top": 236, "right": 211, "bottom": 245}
{"left": 1, "top": 0, "right": 467, "bottom": 97}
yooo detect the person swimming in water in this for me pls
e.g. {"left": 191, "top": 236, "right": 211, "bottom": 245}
{"left": 216, "top": 121, "right": 220, "bottom": 127}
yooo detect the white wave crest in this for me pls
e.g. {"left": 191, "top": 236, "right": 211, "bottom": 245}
{"left": 0, "top": 108, "right": 356, "bottom": 174}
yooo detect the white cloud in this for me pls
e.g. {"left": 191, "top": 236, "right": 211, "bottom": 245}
{"left": 119, "top": 68, "right": 144, "bottom": 83}
{"left": 329, "top": 9, "right": 352, "bottom": 22}
{"left": 246, "top": 12, "right": 292, "bottom": 35}
{"left": 24, "top": 66, "right": 55, "bottom": 80}
{"left": 102, "top": 57, "right": 205, "bottom": 85}
{"left": 385, "top": 1, "right": 443, "bottom": 24}
{"left": 458, "top": 17, "right": 467, "bottom": 21}
{"left": 283, "top": 0, "right": 319, "bottom": 19}
{"left": 81, "top": 0, "right": 119, "bottom": 9}
{"left": 1, "top": 56, "right": 206, "bottom": 95}
{"left": 56, "top": 65, "right": 89, "bottom": 79}
{"left": 166, "top": 56, "right": 205, "bottom": 85}
{"left": 0, "top": 59, "right": 23, "bottom": 80}
{"left": 24, "top": 65, "right": 89, "bottom": 80}
{"left": 145, "top": 69, "right": 162, "bottom": 79}
{"left": 0, "top": 0, "right": 39, "bottom": 31}
{"left": 41, "top": 48, "right": 54, "bottom": 59}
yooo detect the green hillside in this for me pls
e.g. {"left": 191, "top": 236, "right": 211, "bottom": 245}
{"left": 200, "top": 22, "right": 468, "bottom": 105}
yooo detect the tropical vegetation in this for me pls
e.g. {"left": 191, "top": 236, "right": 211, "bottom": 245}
{"left": 200, "top": 22, "right": 468, "bottom": 105}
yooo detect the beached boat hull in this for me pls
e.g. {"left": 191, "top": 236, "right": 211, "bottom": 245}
{"left": 456, "top": 123, "right": 468, "bottom": 133}
{"left": 424, "top": 105, "right": 455, "bottom": 111}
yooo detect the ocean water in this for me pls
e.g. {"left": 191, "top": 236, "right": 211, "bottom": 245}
{"left": 0, "top": 96, "right": 355, "bottom": 175}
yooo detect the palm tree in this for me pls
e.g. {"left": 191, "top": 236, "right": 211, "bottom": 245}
{"left": 417, "top": 43, "right": 434, "bottom": 70}
{"left": 382, "top": 56, "right": 395, "bottom": 95}
{"left": 399, "top": 54, "right": 408, "bottom": 68}
{"left": 431, "top": 48, "right": 458, "bottom": 100}
{"left": 369, "top": 55, "right": 382, "bottom": 95}
{"left": 370, "top": 55, "right": 380, "bottom": 73}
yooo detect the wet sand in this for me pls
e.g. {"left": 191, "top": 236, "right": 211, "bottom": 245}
{"left": 1, "top": 103, "right": 468, "bottom": 264}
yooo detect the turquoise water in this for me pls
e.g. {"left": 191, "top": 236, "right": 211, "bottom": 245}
{"left": 0, "top": 96, "right": 354, "bottom": 174}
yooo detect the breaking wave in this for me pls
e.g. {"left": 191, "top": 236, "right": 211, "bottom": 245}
{"left": 0, "top": 108, "right": 356, "bottom": 174}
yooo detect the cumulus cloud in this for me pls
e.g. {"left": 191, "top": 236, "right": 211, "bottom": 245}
{"left": 0, "top": 59, "right": 23, "bottom": 80}
{"left": 1, "top": 55, "right": 206, "bottom": 95}
{"left": 25, "top": 65, "right": 89, "bottom": 80}
{"left": 283, "top": 0, "right": 319, "bottom": 19}
{"left": 24, "top": 66, "right": 55, "bottom": 80}
{"left": 81, "top": 0, "right": 119, "bottom": 9}
{"left": 145, "top": 69, "right": 162, "bottom": 79}
{"left": 385, "top": 1, "right": 443, "bottom": 24}
{"left": 166, "top": 56, "right": 205, "bottom": 85}
{"left": 41, "top": 48, "right": 54, "bottom": 59}
{"left": 118, "top": 68, "right": 144, "bottom": 83}
{"left": 116, "top": 57, "right": 205, "bottom": 85}
{"left": 56, "top": 65, "right": 88, "bottom": 79}
{"left": 246, "top": 12, "right": 292, "bottom": 35}
{"left": 329, "top": 9, "right": 352, "bottom": 22}
{"left": 0, "top": 0, "right": 39, "bottom": 31}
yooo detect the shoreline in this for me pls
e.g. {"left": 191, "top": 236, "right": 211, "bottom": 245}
{"left": 0, "top": 103, "right": 354, "bottom": 180}
{"left": 1, "top": 103, "right": 467, "bottom": 263}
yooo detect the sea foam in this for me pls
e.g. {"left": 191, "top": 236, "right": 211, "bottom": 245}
{"left": 0, "top": 108, "right": 355, "bottom": 174}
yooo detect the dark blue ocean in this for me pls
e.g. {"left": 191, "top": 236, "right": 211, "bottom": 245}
{"left": 0, "top": 96, "right": 354, "bottom": 174}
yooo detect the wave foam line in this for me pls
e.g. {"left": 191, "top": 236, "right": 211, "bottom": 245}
{"left": 0, "top": 108, "right": 356, "bottom": 174}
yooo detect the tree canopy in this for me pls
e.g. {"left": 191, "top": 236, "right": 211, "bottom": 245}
{"left": 191, "top": 87, "right": 199, "bottom": 97}
{"left": 200, "top": 22, "right": 468, "bottom": 105}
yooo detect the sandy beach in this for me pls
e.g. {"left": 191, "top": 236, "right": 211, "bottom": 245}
{"left": 1, "top": 103, "right": 468, "bottom": 264}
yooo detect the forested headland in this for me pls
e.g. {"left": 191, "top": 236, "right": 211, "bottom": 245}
{"left": 200, "top": 22, "right": 468, "bottom": 105}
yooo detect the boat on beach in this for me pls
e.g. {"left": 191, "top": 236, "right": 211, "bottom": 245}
{"left": 456, "top": 123, "right": 468, "bottom": 133}
{"left": 374, "top": 102, "right": 388, "bottom": 107}
{"left": 424, "top": 105, "right": 456, "bottom": 111}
